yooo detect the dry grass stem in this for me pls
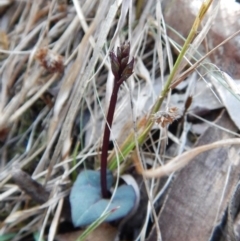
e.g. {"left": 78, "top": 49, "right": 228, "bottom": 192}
{"left": 0, "top": 0, "right": 239, "bottom": 240}
{"left": 143, "top": 138, "right": 240, "bottom": 178}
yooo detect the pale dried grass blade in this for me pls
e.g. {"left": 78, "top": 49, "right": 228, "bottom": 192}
{"left": 222, "top": 72, "right": 240, "bottom": 95}
{"left": 4, "top": 206, "right": 42, "bottom": 224}
{"left": 48, "top": 198, "right": 64, "bottom": 241}
{"left": 110, "top": 0, "right": 129, "bottom": 46}
{"left": 0, "top": 186, "right": 18, "bottom": 201}
{"left": 49, "top": 0, "right": 122, "bottom": 172}
{"left": 143, "top": 138, "right": 240, "bottom": 178}
{"left": 9, "top": 73, "right": 58, "bottom": 124}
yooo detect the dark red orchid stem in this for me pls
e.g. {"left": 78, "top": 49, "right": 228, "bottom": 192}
{"left": 100, "top": 42, "right": 134, "bottom": 198}
{"left": 101, "top": 84, "right": 120, "bottom": 198}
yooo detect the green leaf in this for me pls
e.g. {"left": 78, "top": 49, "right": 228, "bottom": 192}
{"left": 69, "top": 170, "right": 136, "bottom": 227}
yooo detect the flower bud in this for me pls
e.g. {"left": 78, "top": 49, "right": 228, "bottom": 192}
{"left": 117, "top": 47, "right": 122, "bottom": 62}
{"left": 120, "top": 56, "right": 129, "bottom": 71}
{"left": 110, "top": 42, "right": 134, "bottom": 84}
{"left": 110, "top": 51, "right": 120, "bottom": 78}
{"left": 121, "top": 42, "right": 130, "bottom": 59}
{"left": 118, "top": 58, "right": 134, "bottom": 83}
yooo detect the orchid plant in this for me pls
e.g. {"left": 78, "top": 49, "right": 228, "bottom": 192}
{"left": 69, "top": 43, "right": 137, "bottom": 227}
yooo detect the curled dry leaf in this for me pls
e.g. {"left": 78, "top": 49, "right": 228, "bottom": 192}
{"left": 143, "top": 138, "right": 240, "bottom": 178}
{"left": 35, "top": 48, "right": 64, "bottom": 73}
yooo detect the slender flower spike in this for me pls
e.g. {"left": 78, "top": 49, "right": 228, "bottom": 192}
{"left": 101, "top": 43, "right": 134, "bottom": 198}
{"left": 110, "top": 42, "right": 134, "bottom": 85}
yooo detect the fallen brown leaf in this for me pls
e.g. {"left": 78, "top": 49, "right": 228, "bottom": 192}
{"left": 147, "top": 111, "right": 240, "bottom": 241}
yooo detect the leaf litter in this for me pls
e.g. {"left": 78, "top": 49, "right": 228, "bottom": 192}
{"left": 1, "top": 0, "right": 240, "bottom": 241}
